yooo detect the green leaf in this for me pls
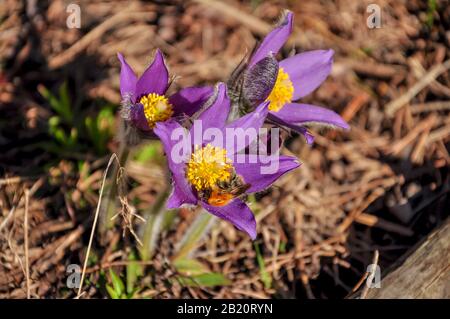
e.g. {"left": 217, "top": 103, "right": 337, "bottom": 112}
{"left": 173, "top": 211, "right": 215, "bottom": 261}
{"left": 39, "top": 83, "right": 73, "bottom": 123}
{"left": 178, "top": 273, "right": 230, "bottom": 287}
{"left": 58, "top": 81, "right": 73, "bottom": 122}
{"left": 106, "top": 284, "right": 120, "bottom": 299}
{"left": 254, "top": 243, "right": 272, "bottom": 289}
{"left": 109, "top": 268, "right": 125, "bottom": 297}
{"left": 173, "top": 258, "right": 210, "bottom": 276}
{"left": 126, "top": 251, "right": 142, "bottom": 295}
{"left": 134, "top": 142, "right": 161, "bottom": 163}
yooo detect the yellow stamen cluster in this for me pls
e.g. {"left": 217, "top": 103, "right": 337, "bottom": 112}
{"left": 139, "top": 93, "right": 174, "bottom": 128}
{"left": 186, "top": 144, "right": 233, "bottom": 191}
{"left": 265, "top": 67, "right": 294, "bottom": 112}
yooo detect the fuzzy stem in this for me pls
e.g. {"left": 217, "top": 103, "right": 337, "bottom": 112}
{"left": 139, "top": 184, "right": 172, "bottom": 261}
{"left": 98, "top": 143, "right": 130, "bottom": 234}
{"left": 172, "top": 211, "right": 215, "bottom": 261}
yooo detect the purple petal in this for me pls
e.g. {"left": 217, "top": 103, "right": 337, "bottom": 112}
{"left": 191, "top": 83, "right": 230, "bottom": 136}
{"left": 117, "top": 53, "right": 137, "bottom": 97}
{"left": 280, "top": 49, "right": 334, "bottom": 100}
{"left": 234, "top": 155, "right": 300, "bottom": 193}
{"left": 169, "top": 86, "right": 214, "bottom": 118}
{"left": 249, "top": 11, "right": 293, "bottom": 67}
{"left": 201, "top": 199, "right": 256, "bottom": 239}
{"left": 154, "top": 120, "right": 197, "bottom": 208}
{"left": 273, "top": 103, "right": 350, "bottom": 130}
{"left": 268, "top": 113, "right": 315, "bottom": 144}
{"left": 224, "top": 102, "right": 269, "bottom": 155}
{"left": 130, "top": 103, "right": 151, "bottom": 131}
{"left": 135, "top": 49, "right": 169, "bottom": 99}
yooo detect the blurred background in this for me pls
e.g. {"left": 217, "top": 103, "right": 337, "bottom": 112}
{"left": 0, "top": 0, "right": 449, "bottom": 299}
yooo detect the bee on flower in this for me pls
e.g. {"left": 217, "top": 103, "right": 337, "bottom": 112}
{"left": 154, "top": 83, "right": 300, "bottom": 239}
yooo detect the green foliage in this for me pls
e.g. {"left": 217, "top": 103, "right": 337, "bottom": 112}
{"left": 106, "top": 255, "right": 143, "bottom": 300}
{"left": 173, "top": 212, "right": 214, "bottom": 261}
{"left": 174, "top": 258, "right": 230, "bottom": 288}
{"left": 254, "top": 243, "right": 272, "bottom": 289}
{"left": 85, "top": 106, "right": 115, "bottom": 154}
{"left": 39, "top": 81, "right": 115, "bottom": 156}
{"left": 177, "top": 272, "right": 230, "bottom": 287}
{"left": 126, "top": 251, "right": 143, "bottom": 295}
{"left": 39, "top": 82, "right": 73, "bottom": 123}
{"left": 173, "top": 258, "right": 210, "bottom": 276}
{"left": 133, "top": 142, "right": 161, "bottom": 163}
{"left": 426, "top": 0, "right": 437, "bottom": 28}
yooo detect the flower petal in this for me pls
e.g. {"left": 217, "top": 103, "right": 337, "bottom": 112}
{"left": 234, "top": 155, "right": 300, "bottom": 193}
{"left": 154, "top": 120, "right": 197, "bottom": 208}
{"left": 201, "top": 199, "right": 256, "bottom": 239}
{"left": 192, "top": 83, "right": 230, "bottom": 134}
{"left": 268, "top": 113, "right": 315, "bottom": 144}
{"left": 169, "top": 86, "right": 214, "bottom": 118}
{"left": 224, "top": 102, "right": 269, "bottom": 155}
{"left": 280, "top": 49, "right": 334, "bottom": 99}
{"left": 249, "top": 11, "right": 293, "bottom": 67}
{"left": 135, "top": 49, "right": 169, "bottom": 99}
{"left": 130, "top": 103, "right": 151, "bottom": 131}
{"left": 117, "top": 53, "right": 137, "bottom": 97}
{"left": 274, "top": 103, "right": 350, "bottom": 130}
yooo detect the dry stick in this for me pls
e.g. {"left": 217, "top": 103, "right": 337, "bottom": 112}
{"left": 48, "top": 10, "right": 149, "bottom": 69}
{"left": 77, "top": 154, "right": 120, "bottom": 298}
{"left": 192, "top": 0, "right": 270, "bottom": 35}
{"left": 0, "top": 206, "right": 16, "bottom": 233}
{"left": 410, "top": 101, "right": 450, "bottom": 114}
{"left": 388, "top": 114, "right": 437, "bottom": 155}
{"left": 427, "top": 124, "right": 450, "bottom": 144}
{"left": 385, "top": 59, "right": 450, "bottom": 117}
{"left": 24, "top": 189, "right": 30, "bottom": 299}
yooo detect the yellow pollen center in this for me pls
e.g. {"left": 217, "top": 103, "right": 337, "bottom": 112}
{"left": 265, "top": 67, "right": 294, "bottom": 112}
{"left": 186, "top": 144, "right": 233, "bottom": 191}
{"left": 139, "top": 93, "right": 174, "bottom": 128}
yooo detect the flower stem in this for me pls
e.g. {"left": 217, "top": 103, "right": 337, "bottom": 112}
{"left": 98, "top": 143, "right": 130, "bottom": 234}
{"left": 172, "top": 211, "right": 215, "bottom": 261}
{"left": 139, "top": 184, "right": 173, "bottom": 261}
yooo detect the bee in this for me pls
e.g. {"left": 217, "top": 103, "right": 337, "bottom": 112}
{"left": 199, "top": 172, "right": 251, "bottom": 207}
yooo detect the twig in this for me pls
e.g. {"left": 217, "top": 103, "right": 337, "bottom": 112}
{"left": 0, "top": 206, "right": 16, "bottom": 233}
{"left": 77, "top": 153, "right": 120, "bottom": 298}
{"left": 48, "top": 10, "right": 149, "bottom": 69}
{"left": 410, "top": 101, "right": 450, "bottom": 114}
{"left": 385, "top": 59, "right": 450, "bottom": 117}
{"left": 24, "top": 189, "right": 30, "bottom": 299}
{"left": 192, "top": 0, "right": 270, "bottom": 35}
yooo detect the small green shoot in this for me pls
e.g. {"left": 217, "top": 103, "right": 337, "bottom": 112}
{"left": 254, "top": 243, "right": 272, "bottom": 289}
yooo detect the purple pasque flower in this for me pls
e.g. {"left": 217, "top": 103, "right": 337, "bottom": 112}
{"left": 118, "top": 49, "right": 213, "bottom": 135}
{"left": 153, "top": 83, "right": 300, "bottom": 239}
{"left": 239, "top": 11, "right": 349, "bottom": 144}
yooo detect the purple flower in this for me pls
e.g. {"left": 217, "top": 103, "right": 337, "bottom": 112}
{"left": 118, "top": 49, "right": 213, "bottom": 134}
{"left": 153, "top": 83, "right": 300, "bottom": 239}
{"left": 239, "top": 11, "right": 350, "bottom": 144}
